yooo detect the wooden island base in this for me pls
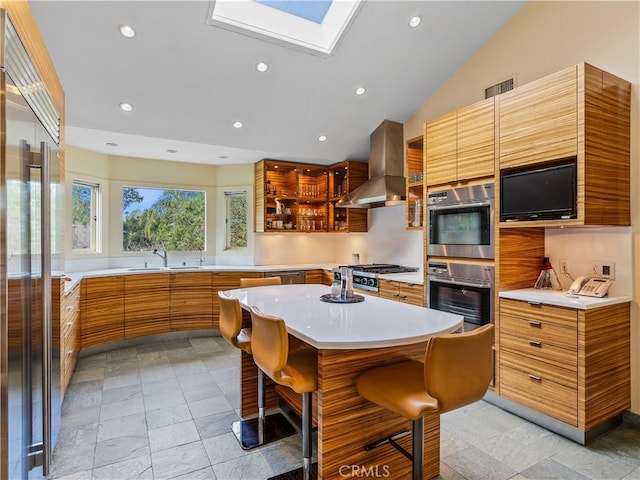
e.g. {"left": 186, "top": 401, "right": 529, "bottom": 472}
{"left": 241, "top": 340, "right": 440, "bottom": 479}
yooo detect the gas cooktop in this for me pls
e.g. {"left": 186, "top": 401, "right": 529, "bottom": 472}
{"left": 343, "top": 264, "right": 419, "bottom": 275}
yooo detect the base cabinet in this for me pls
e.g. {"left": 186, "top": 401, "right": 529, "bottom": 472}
{"left": 81, "top": 276, "right": 125, "bottom": 348}
{"left": 124, "top": 273, "right": 171, "bottom": 338}
{"left": 497, "top": 298, "right": 630, "bottom": 432}
{"left": 170, "top": 272, "right": 213, "bottom": 331}
{"left": 60, "top": 281, "right": 80, "bottom": 395}
{"left": 378, "top": 280, "right": 424, "bottom": 306}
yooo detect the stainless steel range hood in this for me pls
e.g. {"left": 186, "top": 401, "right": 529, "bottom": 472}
{"left": 336, "top": 120, "right": 406, "bottom": 208}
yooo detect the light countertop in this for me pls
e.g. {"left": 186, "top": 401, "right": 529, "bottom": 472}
{"left": 61, "top": 263, "right": 424, "bottom": 294}
{"left": 499, "top": 288, "right": 631, "bottom": 310}
{"left": 221, "top": 283, "right": 462, "bottom": 349}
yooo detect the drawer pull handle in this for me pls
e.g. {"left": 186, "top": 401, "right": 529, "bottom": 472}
{"left": 528, "top": 321, "right": 542, "bottom": 327}
{"left": 529, "top": 340, "right": 542, "bottom": 347}
{"left": 528, "top": 374, "right": 542, "bottom": 381}
{"left": 528, "top": 302, "right": 542, "bottom": 307}
{"left": 398, "top": 294, "right": 407, "bottom": 299}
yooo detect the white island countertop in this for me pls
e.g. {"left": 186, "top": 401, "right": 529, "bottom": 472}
{"left": 221, "top": 284, "right": 462, "bottom": 349}
{"left": 499, "top": 288, "right": 631, "bottom": 310}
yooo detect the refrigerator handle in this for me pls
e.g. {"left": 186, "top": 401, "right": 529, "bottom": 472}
{"left": 40, "top": 142, "right": 52, "bottom": 476}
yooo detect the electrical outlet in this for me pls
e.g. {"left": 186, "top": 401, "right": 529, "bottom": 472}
{"left": 592, "top": 260, "right": 615, "bottom": 279}
{"left": 559, "top": 259, "right": 568, "bottom": 274}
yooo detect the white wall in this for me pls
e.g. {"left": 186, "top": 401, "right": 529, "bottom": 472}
{"left": 545, "top": 227, "right": 632, "bottom": 296}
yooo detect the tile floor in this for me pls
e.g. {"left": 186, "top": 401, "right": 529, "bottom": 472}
{"left": 48, "top": 335, "right": 640, "bottom": 480}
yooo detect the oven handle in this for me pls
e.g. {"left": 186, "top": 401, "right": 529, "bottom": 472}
{"left": 427, "top": 201, "right": 492, "bottom": 211}
{"left": 428, "top": 277, "right": 493, "bottom": 289}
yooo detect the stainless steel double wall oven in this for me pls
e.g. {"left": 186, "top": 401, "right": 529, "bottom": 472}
{"left": 426, "top": 182, "right": 495, "bottom": 332}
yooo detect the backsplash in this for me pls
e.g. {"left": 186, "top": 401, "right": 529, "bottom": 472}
{"left": 254, "top": 204, "right": 423, "bottom": 269}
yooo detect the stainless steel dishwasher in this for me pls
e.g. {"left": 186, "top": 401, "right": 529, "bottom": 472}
{"left": 264, "top": 270, "right": 306, "bottom": 284}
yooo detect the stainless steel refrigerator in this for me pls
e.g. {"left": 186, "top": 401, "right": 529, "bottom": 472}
{"left": 1, "top": 10, "right": 63, "bottom": 479}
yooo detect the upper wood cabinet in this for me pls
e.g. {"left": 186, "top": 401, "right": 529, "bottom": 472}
{"left": 425, "top": 97, "right": 495, "bottom": 187}
{"left": 405, "top": 136, "right": 424, "bottom": 230}
{"left": 328, "top": 161, "right": 368, "bottom": 233}
{"left": 498, "top": 63, "right": 631, "bottom": 227}
{"left": 498, "top": 66, "right": 577, "bottom": 168}
{"left": 255, "top": 159, "right": 368, "bottom": 233}
{"left": 255, "top": 160, "right": 328, "bottom": 233}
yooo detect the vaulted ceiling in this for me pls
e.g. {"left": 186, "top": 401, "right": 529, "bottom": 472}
{"left": 29, "top": 1, "right": 525, "bottom": 166}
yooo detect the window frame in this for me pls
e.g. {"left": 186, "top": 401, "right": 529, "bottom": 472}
{"left": 121, "top": 185, "right": 207, "bottom": 253}
{"left": 224, "top": 190, "right": 248, "bottom": 250}
{"left": 71, "top": 180, "right": 101, "bottom": 254}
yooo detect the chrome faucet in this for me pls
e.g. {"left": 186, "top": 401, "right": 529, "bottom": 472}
{"left": 153, "top": 248, "right": 168, "bottom": 268}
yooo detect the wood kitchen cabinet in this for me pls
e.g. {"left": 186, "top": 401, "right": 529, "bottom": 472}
{"left": 60, "top": 280, "right": 80, "bottom": 396}
{"left": 255, "top": 160, "right": 328, "bottom": 232}
{"left": 328, "top": 161, "right": 368, "bottom": 232}
{"left": 497, "top": 297, "right": 630, "bottom": 436}
{"left": 425, "top": 97, "right": 495, "bottom": 187}
{"left": 255, "top": 159, "right": 368, "bottom": 233}
{"left": 498, "top": 63, "right": 630, "bottom": 227}
{"left": 81, "top": 276, "right": 124, "bottom": 348}
{"left": 405, "top": 135, "right": 424, "bottom": 230}
{"left": 378, "top": 279, "right": 424, "bottom": 307}
{"left": 305, "top": 269, "right": 332, "bottom": 285}
{"left": 170, "top": 272, "right": 213, "bottom": 331}
{"left": 124, "top": 273, "right": 170, "bottom": 338}
{"left": 498, "top": 66, "right": 577, "bottom": 169}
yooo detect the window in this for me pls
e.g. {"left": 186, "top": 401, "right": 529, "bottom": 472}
{"left": 72, "top": 181, "right": 100, "bottom": 252}
{"left": 225, "top": 191, "right": 248, "bottom": 249}
{"left": 123, "top": 186, "right": 205, "bottom": 252}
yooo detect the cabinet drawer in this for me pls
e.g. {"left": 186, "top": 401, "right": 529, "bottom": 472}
{"left": 500, "top": 298, "right": 577, "bottom": 328}
{"left": 500, "top": 342, "right": 576, "bottom": 387}
{"left": 500, "top": 314, "right": 576, "bottom": 350}
{"left": 500, "top": 365, "right": 577, "bottom": 426}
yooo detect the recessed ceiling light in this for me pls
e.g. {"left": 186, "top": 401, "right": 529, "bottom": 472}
{"left": 119, "top": 102, "right": 133, "bottom": 112}
{"left": 233, "top": 121, "right": 244, "bottom": 129}
{"left": 355, "top": 87, "right": 366, "bottom": 96}
{"left": 166, "top": 149, "right": 177, "bottom": 153}
{"left": 105, "top": 142, "right": 118, "bottom": 147}
{"left": 256, "top": 61, "right": 269, "bottom": 73}
{"left": 118, "top": 24, "right": 136, "bottom": 38}
{"left": 318, "top": 135, "right": 328, "bottom": 142}
{"left": 409, "top": 16, "right": 422, "bottom": 28}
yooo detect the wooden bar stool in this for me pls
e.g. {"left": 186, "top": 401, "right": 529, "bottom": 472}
{"left": 250, "top": 305, "right": 318, "bottom": 480}
{"left": 356, "top": 324, "right": 494, "bottom": 480}
{"left": 218, "top": 288, "right": 296, "bottom": 450}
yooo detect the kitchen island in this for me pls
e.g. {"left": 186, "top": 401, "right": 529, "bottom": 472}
{"left": 221, "top": 284, "right": 463, "bottom": 479}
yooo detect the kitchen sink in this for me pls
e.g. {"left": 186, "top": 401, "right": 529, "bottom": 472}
{"left": 127, "top": 267, "right": 164, "bottom": 271}
{"left": 168, "top": 266, "right": 203, "bottom": 270}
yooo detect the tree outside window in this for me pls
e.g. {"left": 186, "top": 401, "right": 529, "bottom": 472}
{"left": 225, "top": 191, "right": 247, "bottom": 249}
{"left": 72, "top": 181, "right": 99, "bottom": 252}
{"left": 122, "top": 186, "right": 205, "bottom": 252}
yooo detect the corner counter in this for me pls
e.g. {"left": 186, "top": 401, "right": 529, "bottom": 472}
{"left": 499, "top": 288, "right": 631, "bottom": 309}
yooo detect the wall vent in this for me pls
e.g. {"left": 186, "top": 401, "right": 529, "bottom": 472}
{"left": 485, "top": 77, "right": 514, "bottom": 99}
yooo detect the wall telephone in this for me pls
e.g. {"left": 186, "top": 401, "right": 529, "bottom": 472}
{"left": 568, "top": 276, "right": 614, "bottom": 297}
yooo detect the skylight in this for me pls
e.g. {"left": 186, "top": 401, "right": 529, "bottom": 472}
{"left": 254, "top": 0, "right": 332, "bottom": 24}
{"left": 206, "top": 0, "right": 362, "bottom": 56}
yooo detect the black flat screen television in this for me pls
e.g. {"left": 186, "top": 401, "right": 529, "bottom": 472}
{"left": 500, "top": 161, "right": 577, "bottom": 221}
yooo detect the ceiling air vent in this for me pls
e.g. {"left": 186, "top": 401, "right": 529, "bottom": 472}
{"left": 485, "top": 77, "right": 514, "bottom": 99}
